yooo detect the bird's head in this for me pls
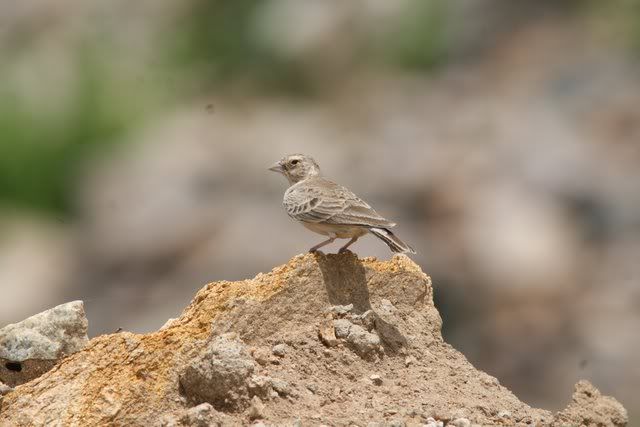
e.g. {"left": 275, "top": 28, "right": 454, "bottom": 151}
{"left": 269, "top": 154, "right": 321, "bottom": 184}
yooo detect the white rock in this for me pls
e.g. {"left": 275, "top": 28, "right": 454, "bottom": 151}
{"left": 0, "top": 301, "right": 88, "bottom": 361}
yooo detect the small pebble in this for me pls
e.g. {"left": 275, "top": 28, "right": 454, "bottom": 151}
{"left": 482, "top": 375, "right": 499, "bottom": 387}
{"left": 0, "top": 382, "right": 13, "bottom": 395}
{"left": 423, "top": 418, "right": 444, "bottom": 427}
{"left": 497, "top": 410, "right": 511, "bottom": 419}
{"left": 333, "top": 319, "right": 352, "bottom": 339}
{"left": 272, "top": 343, "right": 287, "bottom": 357}
{"left": 247, "top": 396, "right": 265, "bottom": 420}
{"left": 449, "top": 418, "right": 471, "bottom": 427}
{"left": 252, "top": 348, "right": 271, "bottom": 366}
{"left": 370, "top": 374, "right": 383, "bottom": 386}
{"left": 271, "top": 378, "right": 290, "bottom": 396}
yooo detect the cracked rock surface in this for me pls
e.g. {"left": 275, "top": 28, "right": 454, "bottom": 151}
{"left": 0, "top": 300, "right": 88, "bottom": 387}
{"left": 0, "top": 253, "right": 628, "bottom": 426}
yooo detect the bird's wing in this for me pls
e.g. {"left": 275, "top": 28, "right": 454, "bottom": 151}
{"left": 284, "top": 178, "right": 396, "bottom": 228}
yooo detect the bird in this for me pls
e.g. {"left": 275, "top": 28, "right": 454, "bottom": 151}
{"left": 269, "top": 154, "right": 416, "bottom": 254}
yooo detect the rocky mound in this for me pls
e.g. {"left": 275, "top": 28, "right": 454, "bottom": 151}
{"left": 0, "top": 253, "right": 628, "bottom": 426}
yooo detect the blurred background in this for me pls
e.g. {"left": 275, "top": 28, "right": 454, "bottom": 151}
{"left": 1, "top": 0, "right": 638, "bottom": 419}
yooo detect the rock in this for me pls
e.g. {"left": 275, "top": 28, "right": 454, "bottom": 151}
{"left": 247, "top": 396, "right": 265, "bottom": 420}
{"left": 355, "top": 310, "right": 376, "bottom": 330}
{"left": 157, "top": 414, "right": 180, "bottom": 427}
{"left": 0, "top": 301, "right": 88, "bottom": 386}
{"left": 449, "top": 418, "right": 471, "bottom": 427}
{"left": 0, "top": 382, "right": 12, "bottom": 396}
{"left": 179, "top": 403, "right": 224, "bottom": 427}
{"left": 333, "top": 319, "right": 352, "bottom": 339}
{"left": 480, "top": 374, "right": 499, "bottom": 387}
{"left": 360, "top": 310, "right": 377, "bottom": 331}
{"left": 251, "top": 347, "right": 271, "bottom": 366}
{"left": 247, "top": 375, "right": 273, "bottom": 399}
{"left": 318, "top": 320, "right": 338, "bottom": 347}
{"left": 553, "top": 380, "right": 628, "bottom": 427}
{"left": 370, "top": 374, "right": 383, "bottom": 386}
{"left": 343, "top": 324, "right": 381, "bottom": 357}
{"left": 423, "top": 418, "right": 444, "bottom": 427}
{"left": 388, "top": 420, "right": 405, "bottom": 427}
{"left": 270, "top": 378, "right": 290, "bottom": 396}
{"left": 159, "top": 402, "right": 231, "bottom": 427}
{"left": 242, "top": 374, "right": 293, "bottom": 400}
{"left": 379, "top": 299, "right": 397, "bottom": 315}
{"left": 179, "top": 334, "right": 255, "bottom": 409}
{"left": 0, "top": 254, "right": 628, "bottom": 426}
{"left": 332, "top": 317, "right": 381, "bottom": 358}
{"left": 496, "top": 410, "right": 511, "bottom": 420}
{"left": 328, "top": 304, "right": 353, "bottom": 315}
{"left": 272, "top": 343, "right": 287, "bottom": 357}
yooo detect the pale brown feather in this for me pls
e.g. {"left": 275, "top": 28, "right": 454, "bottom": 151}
{"left": 284, "top": 177, "right": 396, "bottom": 228}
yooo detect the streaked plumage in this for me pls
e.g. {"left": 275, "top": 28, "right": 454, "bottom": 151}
{"left": 284, "top": 177, "right": 395, "bottom": 228}
{"left": 269, "top": 154, "right": 416, "bottom": 255}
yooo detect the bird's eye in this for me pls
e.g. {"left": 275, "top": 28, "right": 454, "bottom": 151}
{"left": 290, "top": 159, "right": 299, "bottom": 165}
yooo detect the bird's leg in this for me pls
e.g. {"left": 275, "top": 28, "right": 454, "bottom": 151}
{"left": 338, "top": 237, "right": 359, "bottom": 253}
{"left": 309, "top": 237, "right": 335, "bottom": 253}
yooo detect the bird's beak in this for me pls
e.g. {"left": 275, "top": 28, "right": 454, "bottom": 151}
{"left": 269, "top": 161, "right": 284, "bottom": 174}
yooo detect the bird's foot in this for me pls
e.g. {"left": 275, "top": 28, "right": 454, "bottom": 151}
{"left": 338, "top": 248, "right": 352, "bottom": 254}
{"left": 309, "top": 249, "right": 325, "bottom": 255}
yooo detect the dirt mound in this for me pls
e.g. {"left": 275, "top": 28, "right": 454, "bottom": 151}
{"left": 0, "top": 253, "right": 628, "bottom": 426}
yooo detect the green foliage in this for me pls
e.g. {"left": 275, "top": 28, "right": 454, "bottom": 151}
{"left": 164, "top": 0, "right": 450, "bottom": 96}
{"left": 167, "top": 0, "right": 312, "bottom": 95}
{"left": 627, "top": 0, "right": 640, "bottom": 53}
{"left": 0, "top": 54, "right": 130, "bottom": 217}
{"left": 377, "top": 0, "right": 449, "bottom": 71}
{"left": 588, "top": 0, "right": 640, "bottom": 56}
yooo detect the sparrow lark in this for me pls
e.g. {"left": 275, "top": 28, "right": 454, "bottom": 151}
{"left": 269, "top": 154, "right": 416, "bottom": 254}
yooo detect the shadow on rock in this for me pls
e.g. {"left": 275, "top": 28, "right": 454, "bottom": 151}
{"left": 374, "top": 316, "right": 408, "bottom": 353}
{"left": 314, "top": 251, "right": 407, "bottom": 353}
{"left": 314, "top": 251, "right": 372, "bottom": 313}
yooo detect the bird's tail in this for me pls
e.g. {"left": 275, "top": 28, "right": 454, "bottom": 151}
{"left": 369, "top": 227, "right": 416, "bottom": 254}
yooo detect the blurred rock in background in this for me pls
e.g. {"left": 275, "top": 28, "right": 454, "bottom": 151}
{"left": 0, "top": 0, "right": 638, "bottom": 418}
